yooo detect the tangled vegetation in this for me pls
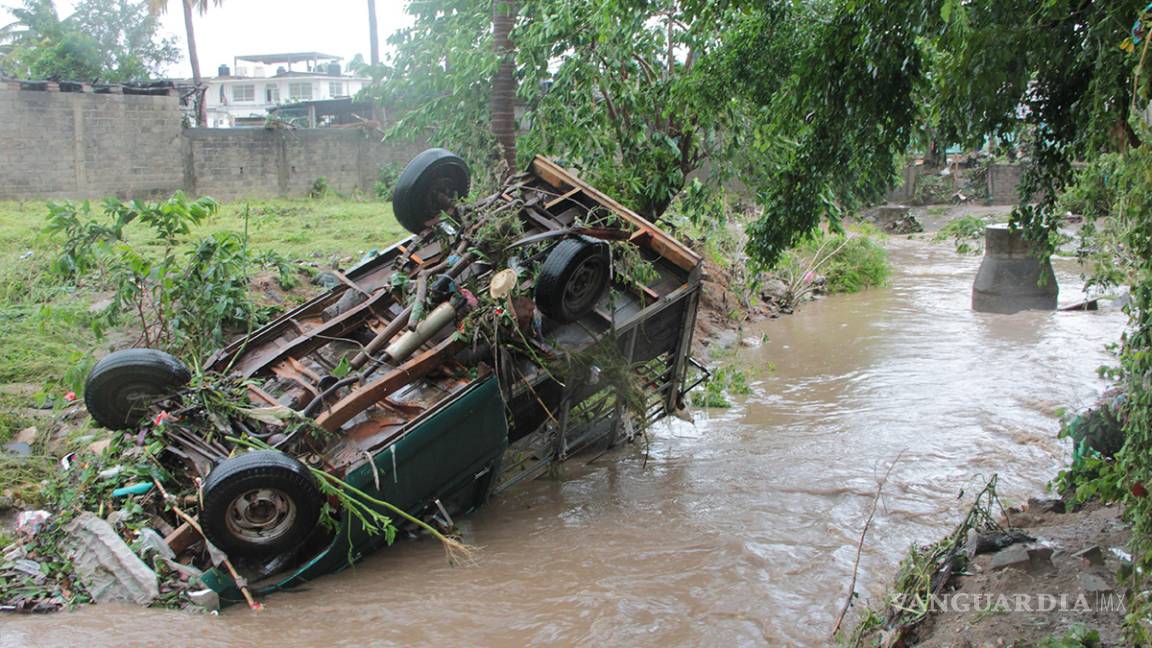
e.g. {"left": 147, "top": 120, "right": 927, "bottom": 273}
{"left": 43, "top": 193, "right": 299, "bottom": 361}
{"left": 847, "top": 476, "right": 1011, "bottom": 645}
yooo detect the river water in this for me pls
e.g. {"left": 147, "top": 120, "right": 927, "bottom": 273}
{"left": 1, "top": 236, "right": 1127, "bottom": 647}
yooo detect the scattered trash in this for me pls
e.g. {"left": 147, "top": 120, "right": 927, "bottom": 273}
{"left": 15, "top": 510, "right": 51, "bottom": 536}
{"left": 98, "top": 466, "right": 124, "bottom": 479}
{"left": 186, "top": 588, "right": 220, "bottom": 613}
{"left": 135, "top": 528, "right": 175, "bottom": 561}
{"left": 9, "top": 559, "right": 45, "bottom": 583}
{"left": 2, "top": 442, "right": 32, "bottom": 456}
{"left": 111, "top": 482, "right": 154, "bottom": 498}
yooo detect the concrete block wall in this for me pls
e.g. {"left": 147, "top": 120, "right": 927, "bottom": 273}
{"left": 0, "top": 90, "right": 183, "bottom": 200}
{"left": 987, "top": 164, "right": 1023, "bottom": 204}
{"left": 883, "top": 163, "right": 1023, "bottom": 205}
{"left": 0, "top": 88, "right": 424, "bottom": 202}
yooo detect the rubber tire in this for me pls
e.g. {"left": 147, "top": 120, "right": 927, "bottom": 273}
{"left": 84, "top": 348, "right": 191, "bottom": 430}
{"left": 200, "top": 450, "right": 323, "bottom": 559}
{"left": 392, "top": 148, "right": 471, "bottom": 234}
{"left": 534, "top": 237, "right": 612, "bottom": 323}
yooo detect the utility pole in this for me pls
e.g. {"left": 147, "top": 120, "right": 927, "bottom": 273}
{"left": 491, "top": 1, "right": 517, "bottom": 173}
{"left": 368, "top": 0, "right": 380, "bottom": 66}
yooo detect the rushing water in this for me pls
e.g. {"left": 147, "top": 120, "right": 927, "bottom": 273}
{"left": 1, "top": 237, "right": 1127, "bottom": 647}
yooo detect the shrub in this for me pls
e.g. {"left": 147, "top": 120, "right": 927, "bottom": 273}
{"left": 374, "top": 163, "right": 403, "bottom": 200}
{"left": 43, "top": 194, "right": 282, "bottom": 361}
{"left": 775, "top": 230, "right": 891, "bottom": 301}
{"left": 932, "top": 215, "right": 988, "bottom": 254}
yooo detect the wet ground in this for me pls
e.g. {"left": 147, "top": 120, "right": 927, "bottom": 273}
{"left": 0, "top": 233, "right": 1127, "bottom": 647}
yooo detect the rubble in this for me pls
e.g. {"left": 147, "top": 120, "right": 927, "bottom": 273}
{"left": 62, "top": 513, "right": 159, "bottom": 605}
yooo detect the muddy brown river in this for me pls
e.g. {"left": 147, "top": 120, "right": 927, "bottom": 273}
{"left": 1, "top": 236, "right": 1127, "bottom": 647}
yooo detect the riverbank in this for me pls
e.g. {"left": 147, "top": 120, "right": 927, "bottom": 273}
{"left": 846, "top": 488, "right": 1131, "bottom": 647}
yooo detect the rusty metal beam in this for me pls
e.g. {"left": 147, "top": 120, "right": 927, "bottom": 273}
{"left": 315, "top": 337, "right": 464, "bottom": 432}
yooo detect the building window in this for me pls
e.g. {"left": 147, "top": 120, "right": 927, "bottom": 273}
{"left": 329, "top": 81, "right": 344, "bottom": 97}
{"left": 265, "top": 84, "right": 279, "bottom": 103}
{"left": 289, "top": 82, "right": 313, "bottom": 101}
{"left": 232, "top": 84, "right": 255, "bottom": 103}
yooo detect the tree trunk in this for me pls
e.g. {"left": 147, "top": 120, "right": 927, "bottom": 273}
{"left": 491, "top": 0, "right": 517, "bottom": 174}
{"left": 182, "top": 0, "right": 205, "bottom": 127}
{"left": 367, "top": 0, "right": 379, "bottom": 66}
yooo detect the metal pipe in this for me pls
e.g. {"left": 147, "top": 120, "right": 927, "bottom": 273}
{"left": 384, "top": 301, "right": 457, "bottom": 363}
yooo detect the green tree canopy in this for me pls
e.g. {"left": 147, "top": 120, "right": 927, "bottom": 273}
{"left": 372, "top": 1, "right": 787, "bottom": 220}
{"left": 1, "top": 0, "right": 179, "bottom": 84}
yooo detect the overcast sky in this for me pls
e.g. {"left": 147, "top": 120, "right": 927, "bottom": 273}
{"left": 0, "top": 0, "right": 414, "bottom": 78}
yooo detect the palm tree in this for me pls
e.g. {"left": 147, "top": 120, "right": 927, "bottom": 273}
{"left": 491, "top": 0, "right": 517, "bottom": 173}
{"left": 149, "top": 0, "right": 220, "bottom": 127}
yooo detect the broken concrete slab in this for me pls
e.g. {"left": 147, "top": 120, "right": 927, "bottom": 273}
{"left": 62, "top": 512, "right": 158, "bottom": 605}
{"left": 989, "top": 544, "right": 1030, "bottom": 571}
{"left": 1072, "top": 545, "right": 1105, "bottom": 567}
{"left": 1027, "top": 547, "right": 1055, "bottom": 570}
{"left": 988, "top": 545, "right": 1055, "bottom": 573}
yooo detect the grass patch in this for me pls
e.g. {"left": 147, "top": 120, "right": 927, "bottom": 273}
{"left": 0, "top": 196, "right": 407, "bottom": 447}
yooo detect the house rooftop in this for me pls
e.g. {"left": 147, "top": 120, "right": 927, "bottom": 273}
{"left": 235, "top": 52, "right": 342, "bottom": 65}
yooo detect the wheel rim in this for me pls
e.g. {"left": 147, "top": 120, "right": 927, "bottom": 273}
{"left": 563, "top": 255, "right": 606, "bottom": 314}
{"left": 113, "top": 384, "right": 160, "bottom": 421}
{"left": 425, "top": 176, "right": 462, "bottom": 213}
{"left": 225, "top": 488, "right": 297, "bottom": 545}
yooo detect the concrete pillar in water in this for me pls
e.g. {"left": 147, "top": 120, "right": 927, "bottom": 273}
{"left": 971, "top": 224, "right": 1058, "bottom": 313}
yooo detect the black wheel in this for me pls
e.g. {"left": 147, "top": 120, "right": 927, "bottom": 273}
{"left": 84, "top": 349, "right": 191, "bottom": 430}
{"left": 534, "top": 237, "right": 611, "bottom": 323}
{"left": 392, "top": 148, "right": 470, "bottom": 234}
{"left": 200, "top": 451, "right": 322, "bottom": 559}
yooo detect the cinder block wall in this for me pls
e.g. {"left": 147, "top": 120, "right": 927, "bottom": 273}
{"left": 0, "top": 90, "right": 184, "bottom": 200}
{"left": 0, "top": 88, "right": 423, "bottom": 201}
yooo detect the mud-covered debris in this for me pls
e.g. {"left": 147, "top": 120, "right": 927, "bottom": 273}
{"left": 1026, "top": 497, "right": 1066, "bottom": 515}
{"left": 964, "top": 528, "right": 1035, "bottom": 557}
{"left": 62, "top": 512, "right": 159, "bottom": 605}
{"left": 1076, "top": 572, "right": 1113, "bottom": 593}
{"left": 861, "top": 205, "right": 923, "bottom": 234}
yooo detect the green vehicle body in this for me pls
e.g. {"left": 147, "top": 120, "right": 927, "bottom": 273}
{"left": 202, "top": 377, "right": 508, "bottom": 602}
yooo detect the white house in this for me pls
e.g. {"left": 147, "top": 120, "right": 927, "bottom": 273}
{"left": 201, "top": 52, "right": 370, "bottom": 128}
